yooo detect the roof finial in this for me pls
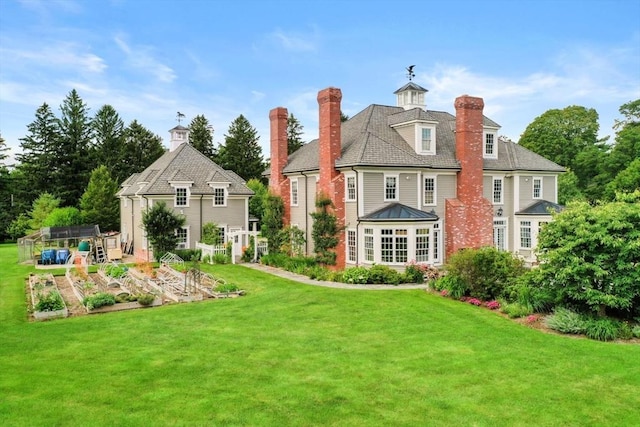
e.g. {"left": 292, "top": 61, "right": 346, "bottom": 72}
{"left": 176, "top": 111, "right": 185, "bottom": 125}
{"left": 406, "top": 65, "right": 415, "bottom": 81}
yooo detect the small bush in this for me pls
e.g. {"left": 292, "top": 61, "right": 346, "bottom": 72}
{"left": 35, "top": 291, "right": 65, "bottom": 312}
{"left": 485, "top": 300, "right": 501, "bottom": 310}
{"left": 174, "top": 249, "right": 202, "bottom": 262}
{"left": 585, "top": 317, "right": 621, "bottom": 341}
{"left": 404, "top": 262, "right": 426, "bottom": 284}
{"left": 137, "top": 294, "right": 155, "bottom": 306}
{"left": 368, "top": 264, "right": 400, "bottom": 285}
{"left": 502, "top": 302, "right": 533, "bottom": 319}
{"left": 212, "top": 253, "right": 229, "bottom": 264}
{"left": 83, "top": 293, "right": 116, "bottom": 310}
{"left": 342, "top": 267, "right": 369, "bottom": 284}
{"left": 433, "top": 275, "right": 467, "bottom": 299}
{"left": 305, "top": 266, "right": 331, "bottom": 281}
{"left": 544, "top": 307, "right": 587, "bottom": 334}
{"left": 445, "top": 247, "right": 525, "bottom": 300}
{"left": 632, "top": 325, "right": 640, "bottom": 338}
{"left": 467, "top": 298, "right": 482, "bottom": 306}
{"left": 215, "top": 283, "right": 240, "bottom": 293}
{"left": 617, "top": 322, "right": 634, "bottom": 340}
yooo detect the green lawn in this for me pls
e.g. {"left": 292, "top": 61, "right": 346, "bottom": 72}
{"left": 1, "top": 243, "right": 639, "bottom": 426}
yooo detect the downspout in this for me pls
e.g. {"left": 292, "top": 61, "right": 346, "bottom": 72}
{"left": 142, "top": 195, "right": 149, "bottom": 262}
{"left": 351, "top": 166, "right": 359, "bottom": 266}
{"left": 126, "top": 196, "right": 134, "bottom": 255}
{"left": 300, "top": 170, "right": 309, "bottom": 255}
{"left": 200, "top": 194, "right": 204, "bottom": 246}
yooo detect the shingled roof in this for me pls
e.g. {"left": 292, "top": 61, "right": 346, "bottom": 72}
{"left": 282, "top": 104, "right": 564, "bottom": 174}
{"left": 118, "top": 143, "right": 253, "bottom": 197}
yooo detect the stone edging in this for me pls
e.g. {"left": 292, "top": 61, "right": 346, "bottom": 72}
{"left": 241, "top": 263, "right": 428, "bottom": 290}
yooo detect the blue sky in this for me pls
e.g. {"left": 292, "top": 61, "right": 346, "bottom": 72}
{"left": 1, "top": 0, "right": 639, "bottom": 164}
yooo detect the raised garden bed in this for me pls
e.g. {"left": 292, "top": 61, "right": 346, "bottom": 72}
{"left": 29, "top": 273, "right": 68, "bottom": 321}
{"left": 66, "top": 266, "right": 161, "bottom": 314}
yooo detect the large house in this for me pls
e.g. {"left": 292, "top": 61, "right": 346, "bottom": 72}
{"left": 269, "top": 84, "right": 564, "bottom": 269}
{"left": 118, "top": 125, "right": 253, "bottom": 258}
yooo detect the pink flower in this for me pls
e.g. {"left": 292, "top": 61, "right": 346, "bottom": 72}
{"left": 467, "top": 298, "right": 482, "bottom": 306}
{"left": 525, "top": 314, "right": 539, "bottom": 324}
{"left": 485, "top": 300, "right": 501, "bottom": 310}
{"left": 440, "top": 289, "right": 449, "bottom": 297}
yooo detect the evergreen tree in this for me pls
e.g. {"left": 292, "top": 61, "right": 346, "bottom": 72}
{"left": 218, "top": 115, "right": 264, "bottom": 181}
{"left": 261, "top": 193, "right": 284, "bottom": 253}
{"left": 287, "top": 113, "right": 304, "bottom": 154}
{"left": 0, "top": 134, "right": 12, "bottom": 241}
{"left": 93, "top": 105, "right": 126, "bottom": 181}
{"left": 80, "top": 166, "right": 120, "bottom": 232}
{"left": 188, "top": 115, "right": 216, "bottom": 160}
{"left": 56, "top": 89, "right": 94, "bottom": 206}
{"left": 120, "top": 120, "right": 165, "bottom": 182}
{"left": 247, "top": 178, "right": 267, "bottom": 225}
{"left": 16, "top": 103, "right": 60, "bottom": 201}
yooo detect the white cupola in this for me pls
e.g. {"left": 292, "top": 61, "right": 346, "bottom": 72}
{"left": 169, "top": 125, "right": 190, "bottom": 151}
{"left": 394, "top": 82, "right": 428, "bottom": 111}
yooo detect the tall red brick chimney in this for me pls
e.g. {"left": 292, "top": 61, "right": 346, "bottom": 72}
{"left": 445, "top": 95, "right": 493, "bottom": 257}
{"left": 269, "top": 106, "right": 290, "bottom": 224}
{"left": 317, "top": 87, "right": 345, "bottom": 268}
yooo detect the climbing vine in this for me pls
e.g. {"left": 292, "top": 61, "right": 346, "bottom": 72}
{"left": 310, "top": 193, "right": 343, "bottom": 265}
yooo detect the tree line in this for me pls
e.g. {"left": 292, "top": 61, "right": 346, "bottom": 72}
{"left": 519, "top": 99, "right": 639, "bottom": 204}
{"left": 0, "top": 89, "right": 307, "bottom": 241}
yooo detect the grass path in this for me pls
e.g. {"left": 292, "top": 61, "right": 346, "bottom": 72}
{"left": 1, "top": 243, "right": 639, "bottom": 426}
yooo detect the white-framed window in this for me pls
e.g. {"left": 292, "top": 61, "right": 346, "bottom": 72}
{"left": 346, "top": 176, "right": 356, "bottom": 202}
{"left": 347, "top": 230, "right": 356, "bottom": 262}
{"left": 494, "top": 219, "right": 507, "bottom": 251}
{"left": 175, "top": 187, "right": 189, "bottom": 207}
{"left": 416, "top": 126, "right": 436, "bottom": 155}
{"left": 213, "top": 187, "right": 226, "bottom": 206}
{"left": 423, "top": 176, "right": 436, "bottom": 205}
{"left": 176, "top": 227, "right": 188, "bottom": 249}
{"left": 217, "top": 226, "right": 226, "bottom": 244}
{"left": 380, "top": 228, "right": 408, "bottom": 264}
{"left": 384, "top": 175, "right": 398, "bottom": 201}
{"left": 290, "top": 179, "right": 299, "bottom": 206}
{"left": 364, "top": 228, "right": 374, "bottom": 262}
{"left": 493, "top": 177, "right": 503, "bottom": 204}
{"left": 484, "top": 132, "right": 497, "bottom": 158}
{"left": 520, "top": 221, "right": 532, "bottom": 249}
{"left": 416, "top": 228, "right": 429, "bottom": 262}
{"left": 533, "top": 177, "right": 543, "bottom": 199}
{"left": 433, "top": 222, "right": 441, "bottom": 264}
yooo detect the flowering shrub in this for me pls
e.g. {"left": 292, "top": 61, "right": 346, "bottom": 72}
{"left": 467, "top": 298, "right": 482, "bottom": 306}
{"left": 440, "top": 289, "right": 449, "bottom": 297}
{"left": 525, "top": 314, "right": 540, "bottom": 324}
{"left": 485, "top": 300, "right": 501, "bottom": 310}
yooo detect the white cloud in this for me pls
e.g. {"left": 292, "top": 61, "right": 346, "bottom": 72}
{"left": 0, "top": 43, "right": 107, "bottom": 74}
{"left": 113, "top": 34, "right": 176, "bottom": 83}
{"left": 269, "top": 27, "right": 319, "bottom": 53}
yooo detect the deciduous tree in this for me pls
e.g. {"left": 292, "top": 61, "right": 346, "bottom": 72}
{"left": 141, "top": 201, "right": 186, "bottom": 260}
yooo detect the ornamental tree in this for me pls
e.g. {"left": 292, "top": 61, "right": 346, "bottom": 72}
{"left": 141, "top": 201, "right": 186, "bottom": 260}
{"left": 529, "top": 191, "right": 640, "bottom": 318}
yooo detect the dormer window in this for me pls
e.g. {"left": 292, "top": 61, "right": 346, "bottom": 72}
{"left": 416, "top": 125, "right": 436, "bottom": 155}
{"left": 483, "top": 131, "right": 498, "bottom": 159}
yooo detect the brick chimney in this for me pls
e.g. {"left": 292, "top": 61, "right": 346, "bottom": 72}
{"left": 269, "top": 107, "right": 290, "bottom": 223}
{"left": 445, "top": 95, "right": 493, "bottom": 257}
{"left": 317, "top": 87, "right": 345, "bottom": 268}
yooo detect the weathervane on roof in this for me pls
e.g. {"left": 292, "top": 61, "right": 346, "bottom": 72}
{"left": 406, "top": 65, "right": 415, "bottom": 81}
{"left": 176, "top": 111, "right": 185, "bottom": 125}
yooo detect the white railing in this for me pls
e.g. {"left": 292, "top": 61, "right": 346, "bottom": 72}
{"left": 195, "top": 242, "right": 230, "bottom": 264}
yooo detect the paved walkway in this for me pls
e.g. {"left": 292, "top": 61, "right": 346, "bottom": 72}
{"left": 241, "top": 262, "right": 429, "bottom": 291}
